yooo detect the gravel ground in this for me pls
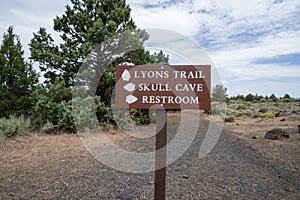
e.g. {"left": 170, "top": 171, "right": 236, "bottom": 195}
{"left": 0, "top": 111, "right": 299, "bottom": 199}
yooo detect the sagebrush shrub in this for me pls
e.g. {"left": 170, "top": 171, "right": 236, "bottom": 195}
{"left": 0, "top": 115, "right": 30, "bottom": 137}
{"left": 224, "top": 116, "right": 235, "bottom": 122}
{"left": 40, "top": 121, "right": 58, "bottom": 134}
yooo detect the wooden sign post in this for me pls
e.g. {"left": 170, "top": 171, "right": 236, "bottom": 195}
{"left": 155, "top": 109, "right": 167, "bottom": 199}
{"left": 115, "top": 64, "right": 211, "bottom": 200}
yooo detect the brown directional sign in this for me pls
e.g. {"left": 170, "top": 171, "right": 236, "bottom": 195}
{"left": 115, "top": 65, "right": 211, "bottom": 110}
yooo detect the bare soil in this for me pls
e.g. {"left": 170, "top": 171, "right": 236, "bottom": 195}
{"left": 223, "top": 116, "right": 300, "bottom": 170}
{"left": 1, "top": 112, "right": 299, "bottom": 199}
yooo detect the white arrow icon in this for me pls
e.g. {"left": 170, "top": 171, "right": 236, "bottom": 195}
{"left": 121, "top": 69, "right": 131, "bottom": 81}
{"left": 123, "top": 83, "right": 135, "bottom": 92}
{"left": 126, "top": 95, "right": 138, "bottom": 104}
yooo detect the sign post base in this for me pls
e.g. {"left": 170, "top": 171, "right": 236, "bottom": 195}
{"left": 154, "top": 109, "right": 167, "bottom": 200}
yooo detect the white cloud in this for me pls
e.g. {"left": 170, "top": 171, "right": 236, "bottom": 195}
{"left": 210, "top": 30, "right": 300, "bottom": 80}
{"left": 128, "top": 1, "right": 202, "bottom": 37}
{"left": 0, "top": 0, "right": 69, "bottom": 58}
{"left": 0, "top": 0, "right": 299, "bottom": 96}
{"left": 129, "top": 0, "right": 300, "bottom": 80}
{"left": 127, "top": 0, "right": 300, "bottom": 96}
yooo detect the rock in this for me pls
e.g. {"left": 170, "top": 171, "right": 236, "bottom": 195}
{"left": 285, "top": 114, "right": 300, "bottom": 122}
{"left": 280, "top": 118, "right": 285, "bottom": 122}
{"left": 275, "top": 111, "right": 283, "bottom": 117}
{"left": 292, "top": 110, "right": 300, "bottom": 115}
{"left": 182, "top": 175, "right": 189, "bottom": 179}
{"left": 264, "top": 128, "right": 289, "bottom": 140}
{"left": 259, "top": 108, "right": 268, "bottom": 113}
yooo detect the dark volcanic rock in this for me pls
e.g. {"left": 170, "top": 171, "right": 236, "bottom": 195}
{"left": 259, "top": 108, "right": 268, "bottom": 113}
{"left": 265, "top": 128, "right": 289, "bottom": 140}
{"left": 275, "top": 111, "right": 283, "bottom": 117}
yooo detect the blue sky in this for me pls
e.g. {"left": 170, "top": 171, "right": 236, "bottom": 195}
{"left": 0, "top": 0, "right": 299, "bottom": 97}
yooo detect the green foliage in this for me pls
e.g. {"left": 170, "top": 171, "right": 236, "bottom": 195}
{"left": 94, "top": 96, "right": 113, "bottom": 127}
{"left": 204, "top": 109, "right": 212, "bottom": 115}
{"left": 230, "top": 93, "right": 293, "bottom": 102}
{"left": 235, "top": 103, "right": 248, "bottom": 110}
{"left": 259, "top": 98, "right": 267, "bottom": 103}
{"left": 261, "top": 112, "right": 275, "bottom": 118}
{"left": 269, "top": 94, "right": 277, "bottom": 102}
{"left": 31, "top": 65, "right": 157, "bottom": 133}
{"left": 29, "top": 0, "right": 151, "bottom": 86}
{"left": 73, "top": 96, "right": 112, "bottom": 131}
{"left": 57, "top": 100, "right": 76, "bottom": 132}
{"left": 224, "top": 116, "right": 235, "bottom": 122}
{"left": 252, "top": 111, "right": 261, "bottom": 118}
{"left": 109, "top": 108, "right": 152, "bottom": 131}
{"left": 259, "top": 107, "right": 268, "bottom": 113}
{"left": 245, "top": 93, "right": 255, "bottom": 102}
{"left": 0, "top": 26, "right": 38, "bottom": 118}
{"left": 231, "top": 94, "right": 245, "bottom": 101}
{"left": 150, "top": 50, "right": 170, "bottom": 63}
{"left": 280, "top": 98, "right": 292, "bottom": 103}
{"left": 32, "top": 79, "right": 114, "bottom": 132}
{"left": 96, "top": 65, "right": 116, "bottom": 105}
{"left": 211, "top": 84, "right": 227, "bottom": 102}
{"left": 40, "top": 121, "right": 57, "bottom": 134}
{"left": 32, "top": 79, "right": 71, "bottom": 128}
{"left": 28, "top": 0, "right": 168, "bottom": 132}
{"left": 224, "top": 99, "right": 300, "bottom": 119}
{"left": 207, "top": 102, "right": 226, "bottom": 115}
{"left": 0, "top": 115, "right": 31, "bottom": 137}
{"left": 130, "top": 109, "right": 151, "bottom": 125}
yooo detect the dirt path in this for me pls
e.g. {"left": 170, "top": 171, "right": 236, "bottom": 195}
{"left": 0, "top": 112, "right": 299, "bottom": 199}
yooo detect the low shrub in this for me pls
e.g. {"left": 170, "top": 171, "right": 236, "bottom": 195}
{"left": 235, "top": 111, "right": 244, "bottom": 117}
{"left": 130, "top": 109, "right": 151, "bottom": 125}
{"left": 72, "top": 96, "right": 112, "bottom": 132}
{"left": 236, "top": 103, "right": 247, "bottom": 110}
{"left": 204, "top": 109, "right": 212, "bottom": 115}
{"left": 110, "top": 109, "right": 133, "bottom": 130}
{"left": 259, "top": 98, "right": 267, "bottom": 103}
{"left": 225, "top": 100, "right": 299, "bottom": 119}
{"left": 252, "top": 111, "right": 261, "bottom": 118}
{"left": 0, "top": 115, "right": 31, "bottom": 137}
{"left": 261, "top": 112, "right": 275, "bottom": 118}
{"left": 259, "top": 107, "right": 268, "bottom": 113}
{"left": 57, "top": 100, "right": 76, "bottom": 132}
{"left": 245, "top": 102, "right": 252, "bottom": 107}
{"left": 224, "top": 116, "right": 235, "bottom": 122}
{"left": 40, "top": 121, "right": 58, "bottom": 134}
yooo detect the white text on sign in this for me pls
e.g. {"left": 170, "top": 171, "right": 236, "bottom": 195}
{"left": 134, "top": 70, "right": 205, "bottom": 79}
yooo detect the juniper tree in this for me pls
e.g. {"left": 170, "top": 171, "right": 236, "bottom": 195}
{"left": 211, "top": 84, "right": 227, "bottom": 102}
{"left": 29, "top": 0, "right": 168, "bottom": 129}
{"left": 0, "top": 26, "right": 38, "bottom": 117}
{"left": 29, "top": 0, "right": 163, "bottom": 88}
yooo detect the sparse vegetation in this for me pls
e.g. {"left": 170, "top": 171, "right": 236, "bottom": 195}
{"left": 0, "top": 0, "right": 170, "bottom": 137}
{"left": 1, "top": 0, "right": 299, "bottom": 136}
{"left": 261, "top": 112, "right": 275, "bottom": 118}
{"left": 211, "top": 84, "right": 227, "bottom": 102}
{"left": 224, "top": 97, "right": 299, "bottom": 120}
{"left": 206, "top": 89, "right": 300, "bottom": 120}
{"left": 0, "top": 115, "right": 31, "bottom": 137}
{"left": 224, "top": 116, "right": 235, "bottom": 122}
